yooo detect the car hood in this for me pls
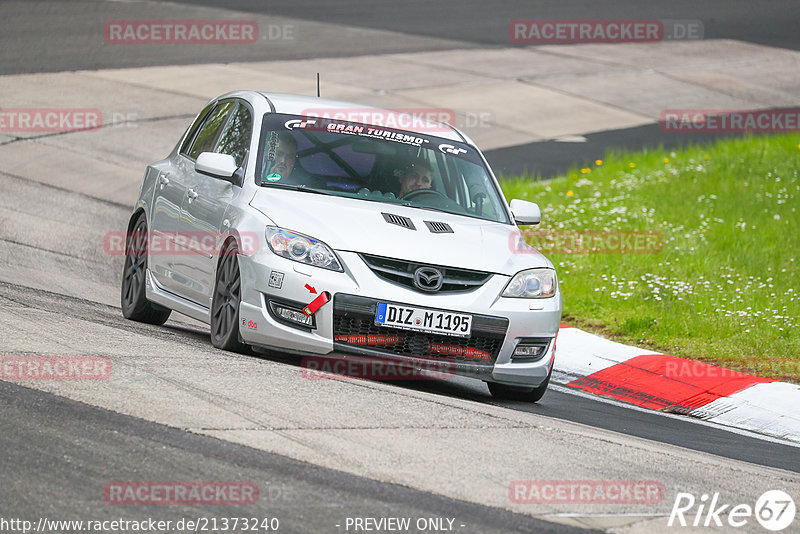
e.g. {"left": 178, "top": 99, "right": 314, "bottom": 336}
{"left": 249, "top": 189, "right": 551, "bottom": 275}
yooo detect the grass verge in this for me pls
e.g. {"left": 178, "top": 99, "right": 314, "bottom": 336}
{"left": 501, "top": 134, "right": 800, "bottom": 383}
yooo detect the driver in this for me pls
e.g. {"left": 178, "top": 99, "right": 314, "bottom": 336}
{"left": 398, "top": 157, "right": 433, "bottom": 197}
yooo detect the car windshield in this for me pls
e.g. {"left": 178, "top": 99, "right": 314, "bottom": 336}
{"left": 255, "top": 113, "right": 511, "bottom": 224}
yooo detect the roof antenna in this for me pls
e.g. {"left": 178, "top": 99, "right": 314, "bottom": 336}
{"left": 316, "top": 73, "right": 321, "bottom": 98}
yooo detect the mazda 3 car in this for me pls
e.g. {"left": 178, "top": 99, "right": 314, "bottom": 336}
{"left": 121, "top": 91, "right": 561, "bottom": 401}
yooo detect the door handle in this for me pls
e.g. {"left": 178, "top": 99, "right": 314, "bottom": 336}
{"left": 158, "top": 174, "right": 170, "bottom": 189}
{"left": 187, "top": 189, "right": 198, "bottom": 200}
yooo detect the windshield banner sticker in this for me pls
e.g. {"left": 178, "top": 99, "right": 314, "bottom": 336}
{"left": 266, "top": 113, "right": 477, "bottom": 162}
{"left": 326, "top": 123, "right": 426, "bottom": 146}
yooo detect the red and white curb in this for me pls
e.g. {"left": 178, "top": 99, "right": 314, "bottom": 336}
{"left": 552, "top": 325, "right": 800, "bottom": 443}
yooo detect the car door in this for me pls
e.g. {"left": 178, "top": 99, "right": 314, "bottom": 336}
{"left": 174, "top": 100, "right": 252, "bottom": 306}
{"left": 148, "top": 102, "right": 215, "bottom": 292}
{"left": 162, "top": 100, "right": 236, "bottom": 301}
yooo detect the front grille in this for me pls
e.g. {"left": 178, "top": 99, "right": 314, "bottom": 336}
{"left": 360, "top": 253, "right": 492, "bottom": 293}
{"left": 333, "top": 294, "right": 507, "bottom": 366}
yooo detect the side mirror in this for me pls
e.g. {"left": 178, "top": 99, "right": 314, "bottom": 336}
{"left": 196, "top": 152, "right": 238, "bottom": 180}
{"left": 509, "top": 199, "right": 541, "bottom": 225}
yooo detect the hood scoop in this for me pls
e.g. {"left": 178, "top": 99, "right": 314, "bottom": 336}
{"left": 424, "top": 220, "right": 453, "bottom": 234}
{"left": 382, "top": 212, "right": 416, "bottom": 230}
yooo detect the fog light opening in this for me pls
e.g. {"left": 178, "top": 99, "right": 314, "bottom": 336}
{"left": 269, "top": 301, "right": 315, "bottom": 328}
{"left": 512, "top": 339, "right": 551, "bottom": 362}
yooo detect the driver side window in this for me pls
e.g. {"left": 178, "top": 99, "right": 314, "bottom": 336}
{"left": 214, "top": 102, "right": 252, "bottom": 167}
{"left": 186, "top": 101, "right": 235, "bottom": 160}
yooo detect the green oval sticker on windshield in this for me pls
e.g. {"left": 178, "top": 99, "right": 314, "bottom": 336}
{"left": 266, "top": 173, "right": 282, "bottom": 182}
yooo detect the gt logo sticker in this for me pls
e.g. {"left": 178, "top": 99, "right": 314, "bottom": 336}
{"left": 438, "top": 143, "right": 467, "bottom": 156}
{"left": 285, "top": 119, "right": 317, "bottom": 130}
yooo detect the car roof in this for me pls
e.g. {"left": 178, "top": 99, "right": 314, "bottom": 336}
{"left": 255, "top": 91, "right": 468, "bottom": 143}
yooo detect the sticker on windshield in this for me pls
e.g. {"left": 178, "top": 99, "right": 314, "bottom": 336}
{"left": 438, "top": 143, "right": 467, "bottom": 156}
{"left": 266, "top": 173, "right": 282, "bottom": 181}
{"left": 323, "top": 122, "right": 426, "bottom": 146}
{"left": 285, "top": 119, "right": 317, "bottom": 130}
{"left": 267, "top": 131, "right": 278, "bottom": 161}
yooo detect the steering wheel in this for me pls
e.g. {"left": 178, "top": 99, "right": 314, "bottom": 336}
{"left": 401, "top": 188, "right": 450, "bottom": 202}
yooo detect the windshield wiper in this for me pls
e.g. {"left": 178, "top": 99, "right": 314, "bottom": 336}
{"left": 261, "top": 183, "right": 334, "bottom": 196}
{"left": 400, "top": 202, "right": 457, "bottom": 215}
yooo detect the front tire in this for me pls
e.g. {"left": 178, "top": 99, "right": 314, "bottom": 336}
{"left": 487, "top": 373, "right": 550, "bottom": 403}
{"left": 120, "top": 214, "right": 171, "bottom": 325}
{"left": 210, "top": 241, "right": 248, "bottom": 353}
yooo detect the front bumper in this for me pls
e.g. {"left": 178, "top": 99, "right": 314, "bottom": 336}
{"left": 237, "top": 250, "right": 561, "bottom": 387}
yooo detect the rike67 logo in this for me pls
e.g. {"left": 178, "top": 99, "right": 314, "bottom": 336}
{"left": 669, "top": 490, "right": 796, "bottom": 531}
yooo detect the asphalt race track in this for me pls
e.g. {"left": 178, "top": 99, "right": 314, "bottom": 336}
{"left": 0, "top": 380, "right": 577, "bottom": 534}
{"left": 3, "top": 1, "right": 798, "bottom": 176}
{"left": 1, "top": 2, "right": 799, "bottom": 533}
{"left": 3, "top": 0, "right": 799, "bottom": 74}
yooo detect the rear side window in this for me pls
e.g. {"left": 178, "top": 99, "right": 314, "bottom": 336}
{"left": 186, "top": 101, "right": 235, "bottom": 160}
{"left": 214, "top": 103, "right": 252, "bottom": 167}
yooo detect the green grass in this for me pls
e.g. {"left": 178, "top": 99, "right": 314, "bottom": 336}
{"left": 501, "top": 135, "right": 800, "bottom": 382}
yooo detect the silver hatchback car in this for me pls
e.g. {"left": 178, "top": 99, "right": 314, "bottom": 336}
{"left": 121, "top": 91, "right": 561, "bottom": 401}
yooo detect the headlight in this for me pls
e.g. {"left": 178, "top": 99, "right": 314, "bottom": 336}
{"left": 265, "top": 227, "right": 342, "bottom": 271}
{"left": 502, "top": 269, "right": 556, "bottom": 298}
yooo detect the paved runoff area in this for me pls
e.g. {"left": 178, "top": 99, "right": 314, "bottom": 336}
{"left": 2, "top": 3, "right": 800, "bottom": 531}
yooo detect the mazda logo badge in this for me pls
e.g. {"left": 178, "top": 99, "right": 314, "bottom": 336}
{"left": 413, "top": 267, "right": 443, "bottom": 292}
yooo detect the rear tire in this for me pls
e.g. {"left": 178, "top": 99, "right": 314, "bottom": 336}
{"left": 487, "top": 373, "right": 550, "bottom": 403}
{"left": 210, "top": 241, "right": 249, "bottom": 353}
{"left": 120, "top": 213, "right": 172, "bottom": 325}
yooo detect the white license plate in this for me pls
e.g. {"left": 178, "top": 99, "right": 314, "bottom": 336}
{"left": 375, "top": 302, "right": 472, "bottom": 338}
